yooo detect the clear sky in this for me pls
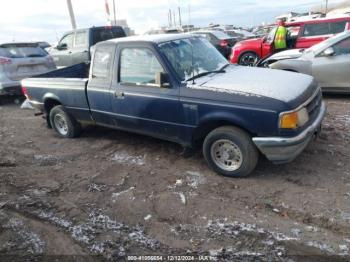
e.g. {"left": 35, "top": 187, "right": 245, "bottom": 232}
{"left": 0, "top": 0, "right": 347, "bottom": 44}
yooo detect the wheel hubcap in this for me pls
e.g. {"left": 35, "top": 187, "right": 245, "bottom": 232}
{"left": 210, "top": 139, "right": 243, "bottom": 172}
{"left": 54, "top": 114, "right": 68, "bottom": 135}
{"left": 240, "top": 54, "right": 257, "bottom": 66}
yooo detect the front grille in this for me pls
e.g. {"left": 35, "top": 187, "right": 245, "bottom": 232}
{"left": 305, "top": 89, "right": 322, "bottom": 122}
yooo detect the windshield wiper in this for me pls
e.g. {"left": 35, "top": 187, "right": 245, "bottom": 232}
{"left": 186, "top": 64, "right": 229, "bottom": 82}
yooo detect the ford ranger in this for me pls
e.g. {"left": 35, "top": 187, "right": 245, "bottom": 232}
{"left": 22, "top": 34, "right": 326, "bottom": 177}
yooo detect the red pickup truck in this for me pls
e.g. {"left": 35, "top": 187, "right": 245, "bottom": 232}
{"left": 230, "top": 16, "right": 350, "bottom": 66}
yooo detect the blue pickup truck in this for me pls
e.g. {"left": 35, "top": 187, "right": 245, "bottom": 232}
{"left": 22, "top": 34, "right": 326, "bottom": 177}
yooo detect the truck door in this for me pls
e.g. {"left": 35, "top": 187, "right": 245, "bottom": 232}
{"left": 71, "top": 30, "right": 90, "bottom": 65}
{"left": 87, "top": 45, "right": 115, "bottom": 126}
{"left": 50, "top": 33, "right": 74, "bottom": 67}
{"left": 110, "top": 45, "right": 183, "bottom": 142}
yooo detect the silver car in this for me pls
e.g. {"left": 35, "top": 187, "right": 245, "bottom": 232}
{"left": 0, "top": 43, "right": 56, "bottom": 95}
{"left": 260, "top": 31, "right": 350, "bottom": 93}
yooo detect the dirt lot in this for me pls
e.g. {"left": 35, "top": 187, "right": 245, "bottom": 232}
{"left": 0, "top": 96, "right": 350, "bottom": 261}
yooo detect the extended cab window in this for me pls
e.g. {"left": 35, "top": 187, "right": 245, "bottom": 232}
{"left": 75, "top": 31, "right": 87, "bottom": 47}
{"left": 92, "top": 48, "right": 112, "bottom": 79}
{"left": 120, "top": 48, "right": 164, "bottom": 85}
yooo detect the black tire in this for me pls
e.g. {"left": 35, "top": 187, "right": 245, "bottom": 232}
{"left": 49, "top": 105, "right": 82, "bottom": 138}
{"left": 238, "top": 52, "right": 259, "bottom": 66}
{"left": 203, "top": 126, "right": 259, "bottom": 177}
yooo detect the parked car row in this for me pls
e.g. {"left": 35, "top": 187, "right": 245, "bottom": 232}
{"left": 230, "top": 16, "right": 350, "bottom": 65}
{"left": 191, "top": 30, "right": 237, "bottom": 58}
{"left": 258, "top": 31, "right": 350, "bottom": 94}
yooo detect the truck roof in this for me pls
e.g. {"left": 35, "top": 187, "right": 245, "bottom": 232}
{"left": 107, "top": 33, "right": 198, "bottom": 44}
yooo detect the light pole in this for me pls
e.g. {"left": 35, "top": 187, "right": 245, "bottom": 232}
{"left": 66, "top": 0, "right": 77, "bottom": 30}
{"left": 325, "top": 0, "right": 329, "bottom": 14}
{"left": 112, "top": 0, "right": 117, "bottom": 26}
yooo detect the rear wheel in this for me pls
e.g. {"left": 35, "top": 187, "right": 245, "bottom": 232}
{"left": 49, "top": 105, "right": 82, "bottom": 138}
{"left": 238, "top": 52, "right": 259, "bottom": 66}
{"left": 203, "top": 126, "right": 259, "bottom": 177}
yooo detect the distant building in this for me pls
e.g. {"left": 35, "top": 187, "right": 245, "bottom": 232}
{"left": 112, "top": 19, "right": 135, "bottom": 36}
{"left": 276, "top": 11, "right": 324, "bottom": 23}
{"left": 327, "top": 7, "right": 350, "bottom": 17}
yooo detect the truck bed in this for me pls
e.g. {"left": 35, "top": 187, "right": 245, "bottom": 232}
{"left": 32, "top": 63, "right": 90, "bottom": 79}
{"left": 21, "top": 63, "right": 90, "bottom": 116}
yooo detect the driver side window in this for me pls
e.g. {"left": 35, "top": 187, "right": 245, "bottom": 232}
{"left": 120, "top": 48, "right": 164, "bottom": 86}
{"left": 59, "top": 33, "right": 74, "bottom": 49}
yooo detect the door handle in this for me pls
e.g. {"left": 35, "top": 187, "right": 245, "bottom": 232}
{"left": 115, "top": 91, "right": 125, "bottom": 99}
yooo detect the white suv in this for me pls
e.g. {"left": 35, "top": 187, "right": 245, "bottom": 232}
{"left": 0, "top": 43, "right": 56, "bottom": 95}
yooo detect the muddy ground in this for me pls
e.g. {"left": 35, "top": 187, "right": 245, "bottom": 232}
{"left": 0, "top": 95, "right": 350, "bottom": 261}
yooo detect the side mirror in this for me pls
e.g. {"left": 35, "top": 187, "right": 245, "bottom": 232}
{"left": 323, "top": 47, "right": 335, "bottom": 57}
{"left": 56, "top": 43, "right": 68, "bottom": 50}
{"left": 155, "top": 72, "right": 171, "bottom": 88}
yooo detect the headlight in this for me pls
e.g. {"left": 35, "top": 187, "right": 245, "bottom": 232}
{"left": 279, "top": 108, "right": 309, "bottom": 129}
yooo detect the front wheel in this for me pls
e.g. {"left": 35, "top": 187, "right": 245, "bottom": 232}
{"left": 238, "top": 52, "right": 259, "bottom": 66}
{"left": 49, "top": 105, "right": 82, "bottom": 138}
{"left": 203, "top": 126, "right": 259, "bottom": 177}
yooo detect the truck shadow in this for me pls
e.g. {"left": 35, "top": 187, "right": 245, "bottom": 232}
{"left": 0, "top": 95, "right": 25, "bottom": 106}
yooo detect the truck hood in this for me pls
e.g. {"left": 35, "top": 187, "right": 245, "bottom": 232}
{"left": 189, "top": 65, "right": 314, "bottom": 104}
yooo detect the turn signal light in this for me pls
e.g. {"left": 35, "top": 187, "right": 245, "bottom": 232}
{"left": 279, "top": 108, "right": 310, "bottom": 129}
{"left": 0, "top": 56, "right": 11, "bottom": 65}
{"left": 280, "top": 112, "right": 298, "bottom": 129}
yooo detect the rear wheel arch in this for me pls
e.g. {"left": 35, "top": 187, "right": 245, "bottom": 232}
{"left": 49, "top": 105, "right": 82, "bottom": 138}
{"left": 44, "top": 98, "right": 61, "bottom": 128}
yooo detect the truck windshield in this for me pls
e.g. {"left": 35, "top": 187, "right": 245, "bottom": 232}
{"left": 158, "top": 37, "right": 229, "bottom": 81}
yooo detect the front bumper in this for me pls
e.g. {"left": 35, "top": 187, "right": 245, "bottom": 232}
{"left": 252, "top": 101, "right": 326, "bottom": 164}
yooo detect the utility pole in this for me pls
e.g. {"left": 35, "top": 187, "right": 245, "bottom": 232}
{"left": 169, "top": 9, "right": 172, "bottom": 28}
{"left": 66, "top": 0, "right": 77, "bottom": 30}
{"left": 105, "top": 0, "right": 111, "bottom": 25}
{"left": 325, "top": 0, "right": 329, "bottom": 14}
{"left": 188, "top": 5, "right": 191, "bottom": 28}
{"left": 178, "top": 7, "right": 182, "bottom": 27}
{"left": 112, "top": 0, "right": 117, "bottom": 26}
